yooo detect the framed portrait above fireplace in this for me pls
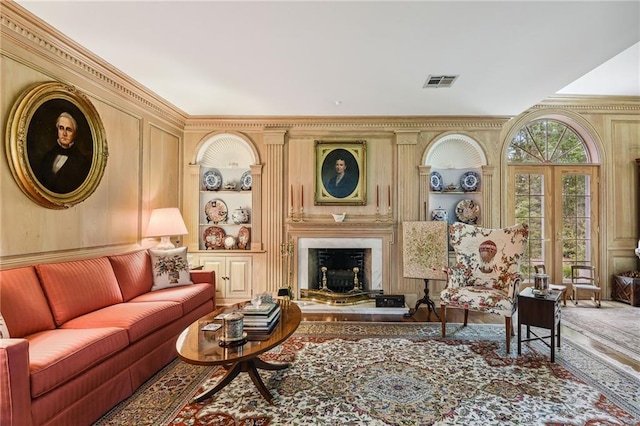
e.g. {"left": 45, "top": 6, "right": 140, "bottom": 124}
{"left": 314, "top": 140, "right": 366, "bottom": 205}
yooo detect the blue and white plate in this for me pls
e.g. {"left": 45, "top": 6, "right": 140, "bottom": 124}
{"left": 430, "top": 171, "right": 444, "bottom": 191}
{"left": 203, "top": 170, "right": 222, "bottom": 191}
{"left": 240, "top": 171, "right": 252, "bottom": 191}
{"left": 460, "top": 171, "right": 480, "bottom": 192}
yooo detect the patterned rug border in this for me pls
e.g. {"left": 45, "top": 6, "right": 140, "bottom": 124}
{"left": 95, "top": 321, "right": 639, "bottom": 425}
{"left": 545, "top": 337, "right": 640, "bottom": 418}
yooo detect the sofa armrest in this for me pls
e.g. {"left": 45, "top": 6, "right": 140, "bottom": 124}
{"left": 190, "top": 270, "right": 215, "bottom": 286}
{"left": 190, "top": 270, "right": 216, "bottom": 306}
{"left": 0, "top": 339, "right": 32, "bottom": 426}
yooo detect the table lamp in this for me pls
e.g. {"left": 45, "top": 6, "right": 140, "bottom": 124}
{"left": 145, "top": 207, "right": 188, "bottom": 249}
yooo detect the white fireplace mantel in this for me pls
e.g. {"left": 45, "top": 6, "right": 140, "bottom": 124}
{"left": 287, "top": 221, "right": 395, "bottom": 298}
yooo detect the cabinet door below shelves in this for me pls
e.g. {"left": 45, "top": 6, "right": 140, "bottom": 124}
{"left": 199, "top": 255, "right": 252, "bottom": 301}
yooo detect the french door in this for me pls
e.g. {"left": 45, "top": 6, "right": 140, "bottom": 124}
{"left": 508, "top": 165, "right": 599, "bottom": 284}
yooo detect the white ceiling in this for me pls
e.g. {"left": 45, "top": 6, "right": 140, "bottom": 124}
{"left": 14, "top": 1, "right": 640, "bottom": 117}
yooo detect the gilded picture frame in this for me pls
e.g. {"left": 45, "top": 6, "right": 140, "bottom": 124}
{"left": 314, "top": 140, "right": 366, "bottom": 205}
{"left": 5, "top": 82, "right": 108, "bottom": 209}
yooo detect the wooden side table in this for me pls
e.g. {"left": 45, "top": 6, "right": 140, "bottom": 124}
{"left": 517, "top": 287, "right": 561, "bottom": 362}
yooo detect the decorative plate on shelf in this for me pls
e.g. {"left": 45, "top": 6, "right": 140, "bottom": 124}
{"left": 237, "top": 226, "right": 251, "bottom": 249}
{"left": 203, "top": 169, "right": 222, "bottom": 191}
{"left": 455, "top": 199, "right": 480, "bottom": 224}
{"left": 240, "top": 171, "right": 252, "bottom": 191}
{"left": 430, "top": 171, "right": 444, "bottom": 191}
{"left": 460, "top": 171, "right": 480, "bottom": 192}
{"left": 205, "top": 199, "right": 228, "bottom": 224}
{"left": 203, "top": 226, "right": 225, "bottom": 250}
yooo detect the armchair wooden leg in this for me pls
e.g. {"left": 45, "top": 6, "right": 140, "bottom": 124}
{"left": 463, "top": 309, "right": 469, "bottom": 327}
{"left": 440, "top": 305, "right": 446, "bottom": 337}
{"left": 505, "top": 317, "right": 512, "bottom": 354}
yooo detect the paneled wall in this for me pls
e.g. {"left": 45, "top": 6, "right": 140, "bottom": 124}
{"left": 1, "top": 3, "right": 186, "bottom": 267}
{"left": 2, "top": 4, "right": 639, "bottom": 304}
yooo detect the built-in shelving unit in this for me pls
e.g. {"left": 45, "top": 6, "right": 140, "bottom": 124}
{"left": 190, "top": 133, "right": 262, "bottom": 302}
{"left": 420, "top": 134, "right": 488, "bottom": 229}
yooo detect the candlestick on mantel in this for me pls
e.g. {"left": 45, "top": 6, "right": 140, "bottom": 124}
{"left": 290, "top": 185, "right": 293, "bottom": 208}
{"left": 388, "top": 185, "right": 391, "bottom": 207}
{"left": 376, "top": 185, "right": 379, "bottom": 208}
{"left": 301, "top": 185, "right": 304, "bottom": 209}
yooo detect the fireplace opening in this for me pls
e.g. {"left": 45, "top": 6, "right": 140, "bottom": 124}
{"left": 308, "top": 248, "right": 370, "bottom": 293}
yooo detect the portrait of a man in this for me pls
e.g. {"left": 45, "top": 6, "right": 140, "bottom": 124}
{"left": 322, "top": 149, "right": 359, "bottom": 198}
{"left": 315, "top": 141, "right": 366, "bottom": 205}
{"left": 7, "top": 82, "right": 107, "bottom": 209}
{"left": 27, "top": 100, "right": 93, "bottom": 194}
{"left": 325, "top": 156, "right": 358, "bottom": 198}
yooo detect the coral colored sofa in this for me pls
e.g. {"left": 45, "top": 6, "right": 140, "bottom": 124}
{"left": 0, "top": 249, "right": 215, "bottom": 426}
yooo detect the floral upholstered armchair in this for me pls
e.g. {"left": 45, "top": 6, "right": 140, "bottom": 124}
{"left": 440, "top": 222, "right": 529, "bottom": 353}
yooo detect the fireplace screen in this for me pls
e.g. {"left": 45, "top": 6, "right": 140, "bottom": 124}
{"left": 310, "top": 248, "right": 369, "bottom": 293}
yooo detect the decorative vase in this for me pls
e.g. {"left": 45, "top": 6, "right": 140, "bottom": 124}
{"left": 231, "top": 207, "right": 250, "bottom": 224}
{"left": 168, "top": 271, "right": 180, "bottom": 284}
{"left": 431, "top": 207, "right": 448, "bottom": 222}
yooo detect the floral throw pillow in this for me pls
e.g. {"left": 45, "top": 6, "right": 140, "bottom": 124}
{"left": 148, "top": 246, "right": 193, "bottom": 291}
{"left": 0, "top": 313, "right": 10, "bottom": 338}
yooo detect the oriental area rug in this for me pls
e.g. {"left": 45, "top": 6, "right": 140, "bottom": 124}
{"left": 95, "top": 322, "right": 640, "bottom": 426}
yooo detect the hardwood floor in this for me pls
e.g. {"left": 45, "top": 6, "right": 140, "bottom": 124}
{"left": 300, "top": 303, "right": 640, "bottom": 374}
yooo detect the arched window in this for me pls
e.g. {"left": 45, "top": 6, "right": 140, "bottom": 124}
{"left": 506, "top": 118, "right": 599, "bottom": 287}
{"left": 508, "top": 119, "right": 589, "bottom": 164}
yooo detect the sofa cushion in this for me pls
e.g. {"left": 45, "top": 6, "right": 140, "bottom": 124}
{"left": 149, "top": 247, "right": 192, "bottom": 291}
{"left": 0, "top": 266, "right": 55, "bottom": 337}
{"left": 36, "top": 257, "right": 124, "bottom": 326}
{"left": 60, "top": 301, "right": 182, "bottom": 343}
{"left": 129, "top": 283, "right": 214, "bottom": 316}
{"left": 108, "top": 250, "right": 154, "bottom": 301}
{"left": 28, "top": 327, "right": 129, "bottom": 398}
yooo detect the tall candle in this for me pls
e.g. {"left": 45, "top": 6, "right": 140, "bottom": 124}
{"left": 376, "top": 185, "right": 379, "bottom": 208}
{"left": 290, "top": 185, "right": 293, "bottom": 208}
{"left": 301, "top": 185, "right": 304, "bottom": 208}
{"left": 388, "top": 185, "right": 391, "bottom": 207}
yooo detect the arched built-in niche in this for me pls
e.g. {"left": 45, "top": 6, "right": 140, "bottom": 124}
{"left": 193, "top": 132, "right": 262, "bottom": 252}
{"left": 420, "top": 134, "right": 488, "bottom": 226}
{"left": 196, "top": 133, "right": 258, "bottom": 168}
{"left": 425, "top": 134, "right": 487, "bottom": 169}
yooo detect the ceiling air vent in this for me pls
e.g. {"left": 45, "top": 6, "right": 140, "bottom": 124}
{"left": 423, "top": 75, "right": 458, "bottom": 88}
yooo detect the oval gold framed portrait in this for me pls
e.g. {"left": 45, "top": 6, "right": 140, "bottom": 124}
{"left": 5, "top": 82, "right": 108, "bottom": 209}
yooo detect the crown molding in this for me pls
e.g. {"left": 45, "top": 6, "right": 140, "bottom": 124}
{"left": 535, "top": 95, "right": 640, "bottom": 112}
{"left": 184, "top": 115, "right": 511, "bottom": 132}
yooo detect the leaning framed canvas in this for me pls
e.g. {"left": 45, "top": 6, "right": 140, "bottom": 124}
{"left": 5, "top": 82, "right": 108, "bottom": 209}
{"left": 314, "top": 140, "right": 366, "bottom": 205}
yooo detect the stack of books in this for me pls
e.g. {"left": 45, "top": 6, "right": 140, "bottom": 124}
{"left": 241, "top": 302, "right": 281, "bottom": 337}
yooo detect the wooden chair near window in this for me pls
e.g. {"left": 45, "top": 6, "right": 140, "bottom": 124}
{"left": 570, "top": 265, "right": 600, "bottom": 307}
{"left": 533, "top": 264, "right": 567, "bottom": 306}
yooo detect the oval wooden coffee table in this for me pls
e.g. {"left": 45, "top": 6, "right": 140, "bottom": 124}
{"left": 176, "top": 300, "right": 301, "bottom": 403}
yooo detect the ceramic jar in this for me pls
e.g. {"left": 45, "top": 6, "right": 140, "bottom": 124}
{"left": 431, "top": 207, "right": 448, "bottom": 222}
{"left": 222, "top": 312, "right": 244, "bottom": 341}
{"left": 231, "top": 207, "right": 250, "bottom": 224}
